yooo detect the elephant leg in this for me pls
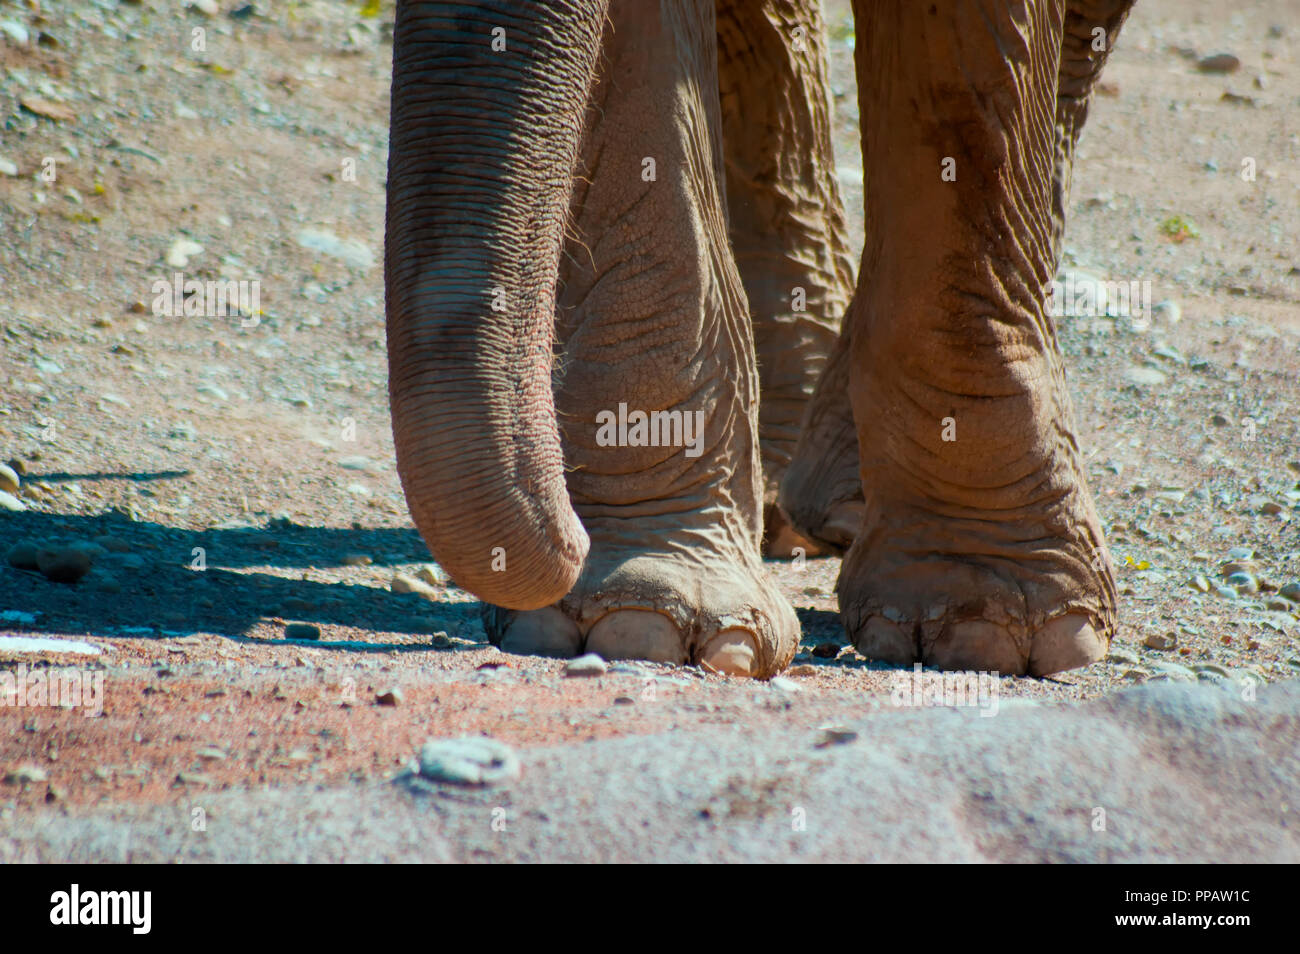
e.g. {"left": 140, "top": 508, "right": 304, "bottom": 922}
{"left": 1051, "top": 0, "right": 1135, "bottom": 260}
{"left": 484, "top": 0, "right": 799, "bottom": 678}
{"left": 715, "top": 0, "right": 857, "bottom": 557}
{"left": 837, "top": 0, "right": 1116, "bottom": 676}
{"left": 780, "top": 0, "right": 1134, "bottom": 557}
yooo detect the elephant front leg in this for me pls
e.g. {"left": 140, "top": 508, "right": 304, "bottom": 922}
{"left": 715, "top": 0, "right": 857, "bottom": 556}
{"left": 838, "top": 0, "right": 1117, "bottom": 676}
{"left": 483, "top": 0, "right": 799, "bottom": 678}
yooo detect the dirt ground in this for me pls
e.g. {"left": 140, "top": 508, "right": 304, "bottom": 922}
{"left": 0, "top": 0, "right": 1297, "bottom": 862}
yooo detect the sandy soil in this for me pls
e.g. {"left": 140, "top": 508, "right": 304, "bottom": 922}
{"left": 0, "top": 0, "right": 1297, "bottom": 861}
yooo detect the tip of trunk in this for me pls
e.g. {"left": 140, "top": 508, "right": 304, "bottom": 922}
{"left": 416, "top": 497, "right": 589, "bottom": 612}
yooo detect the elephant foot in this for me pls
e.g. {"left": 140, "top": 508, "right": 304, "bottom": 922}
{"left": 837, "top": 445, "right": 1116, "bottom": 677}
{"left": 840, "top": 539, "right": 1111, "bottom": 677}
{"left": 485, "top": 530, "right": 800, "bottom": 678}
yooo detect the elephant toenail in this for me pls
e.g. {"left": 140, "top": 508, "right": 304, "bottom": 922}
{"left": 700, "top": 629, "right": 758, "bottom": 677}
{"left": 1028, "top": 614, "right": 1105, "bottom": 676}
{"left": 585, "top": 610, "right": 686, "bottom": 664}
{"left": 854, "top": 617, "right": 915, "bottom": 665}
{"left": 926, "top": 619, "right": 1024, "bottom": 675}
{"left": 499, "top": 606, "right": 583, "bottom": 658}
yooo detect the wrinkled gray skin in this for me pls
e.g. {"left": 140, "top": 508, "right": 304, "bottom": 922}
{"left": 385, "top": 0, "right": 1134, "bottom": 678}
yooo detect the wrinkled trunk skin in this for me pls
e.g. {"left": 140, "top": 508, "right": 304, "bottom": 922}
{"left": 385, "top": 1, "right": 608, "bottom": 609}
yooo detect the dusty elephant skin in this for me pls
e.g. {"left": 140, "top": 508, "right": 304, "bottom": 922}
{"left": 385, "top": 0, "right": 1133, "bottom": 678}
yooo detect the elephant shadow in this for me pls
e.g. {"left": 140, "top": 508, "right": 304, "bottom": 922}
{"left": 2, "top": 472, "right": 885, "bottom": 671}
{"left": 0, "top": 487, "right": 483, "bottom": 655}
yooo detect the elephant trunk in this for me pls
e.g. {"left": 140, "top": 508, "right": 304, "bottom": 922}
{"left": 384, "top": 1, "right": 607, "bottom": 609}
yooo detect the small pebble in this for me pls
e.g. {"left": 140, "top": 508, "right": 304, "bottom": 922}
{"left": 0, "top": 463, "right": 19, "bottom": 494}
{"left": 415, "top": 565, "right": 445, "bottom": 586}
{"left": 1227, "top": 572, "right": 1259, "bottom": 594}
{"left": 36, "top": 547, "right": 93, "bottom": 583}
{"left": 3, "top": 766, "right": 47, "bottom": 785}
{"left": 284, "top": 622, "right": 321, "bottom": 641}
{"left": 417, "top": 737, "right": 520, "bottom": 786}
{"left": 1151, "top": 300, "right": 1181, "bottom": 325}
{"left": 1106, "top": 647, "right": 1141, "bottom": 666}
{"left": 770, "top": 676, "right": 801, "bottom": 693}
{"left": 814, "top": 726, "right": 858, "bottom": 748}
{"left": 166, "top": 237, "right": 203, "bottom": 268}
{"left": 0, "top": 21, "right": 29, "bottom": 46}
{"left": 1123, "top": 366, "right": 1166, "bottom": 387}
{"left": 5, "top": 542, "right": 40, "bottom": 570}
{"left": 1144, "top": 632, "right": 1177, "bottom": 650}
{"left": 390, "top": 573, "right": 438, "bottom": 599}
{"left": 565, "top": 653, "right": 608, "bottom": 677}
{"left": 1197, "top": 52, "right": 1241, "bottom": 73}
{"left": 375, "top": 688, "right": 404, "bottom": 706}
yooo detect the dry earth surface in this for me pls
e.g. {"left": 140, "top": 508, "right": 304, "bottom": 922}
{"left": 0, "top": 0, "right": 1297, "bottom": 862}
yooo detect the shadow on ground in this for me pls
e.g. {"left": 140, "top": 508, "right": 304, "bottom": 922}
{"left": 0, "top": 505, "right": 482, "bottom": 650}
{"left": 2, "top": 485, "right": 860, "bottom": 664}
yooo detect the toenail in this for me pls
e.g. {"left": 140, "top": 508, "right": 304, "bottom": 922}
{"left": 926, "top": 619, "right": 1024, "bottom": 675}
{"left": 855, "top": 617, "right": 915, "bottom": 665}
{"left": 700, "top": 629, "right": 757, "bottom": 677}
{"left": 1028, "top": 614, "right": 1105, "bottom": 677}
{"left": 585, "top": 610, "right": 686, "bottom": 664}
{"left": 498, "top": 606, "right": 583, "bottom": 659}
